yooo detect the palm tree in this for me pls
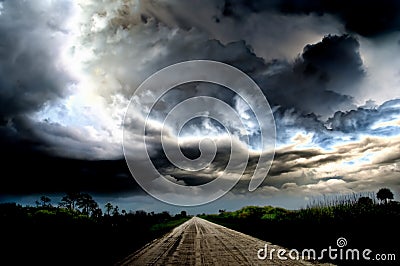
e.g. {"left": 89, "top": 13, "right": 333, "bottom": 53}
{"left": 377, "top": 188, "right": 394, "bottom": 204}
{"left": 105, "top": 202, "right": 113, "bottom": 216}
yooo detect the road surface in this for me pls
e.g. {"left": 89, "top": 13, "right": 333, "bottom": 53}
{"left": 117, "top": 217, "right": 333, "bottom": 266}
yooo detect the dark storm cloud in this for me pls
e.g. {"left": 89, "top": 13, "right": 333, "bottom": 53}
{"left": 0, "top": 115, "right": 135, "bottom": 195}
{"left": 1, "top": 0, "right": 398, "bottom": 201}
{"left": 220, "top": 1, "right": 278, "bottom": 19}
{"left": 0, "top": 0, "right": 73, "bottom": 119}
{"left": 258, "top": 34, "right": 363, "bottom": 118}
{"left": 147, "top": 134, "right": 247, "bottom": 186}
{"left": 221, "top": 0, "right": 400, "bottom": 37}
{"left": 0, "top": 1, "right": 129, "bottom": 195}
{"left": 0, "top": 154, "right": 138, "bottom": 195}
{"left": 279, "top": 0, "right": 400, "bottom": 37}
{"left": 79, "top": 1, "right": 366, "bottom": 128}
{"left": 152, "top": 146, "right": 232, "bottom": 186}
{"left": 136, "top": 0, "right": 342, "bottom": 61}
{"left": 0, "top": 1, "right": 129, "bottom": 161}
{"left": 301, "top": 34, "right": 364, "bottom": 88}
{"left": 0, "top": 1, "right": 79, "bottom": 159}
{"left": 132, "top": 33, "right": 365, "bottom": 119}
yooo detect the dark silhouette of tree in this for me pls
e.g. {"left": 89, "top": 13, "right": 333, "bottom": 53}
{"left": 358, "top": 196, "right": 373, "bottom": 206}
{"left": 88, "top": 201, "right": 99, "bottom": 217}
{"left": 160, "top": 211, "right": 171, "bottom": 220}
{"left": 112, "top": 205, "right": 120, "bottom": 216}
{"left": 91, "top": 207, "right": 103, "bottom": 219}
{"left": 105, "top": 202, "right": 113, "bottom": 216}
{"left": 60, "top": 192, "right": 80, "bottom": 210}
{"left": 377, "top": 188, "right": 394, "bottom": 204}
{"left": 121, "top": 209, "right": 126, "bottom": 216}
{"left": 40, "top": 196, "right": 51, "bottom": 207}
{"left": 135, "top": 210, "right": 147, "bottom": 217}
{"left": 180, "top": 211, "right": 187, "bottom": 217}
{"left": 35, "top": 200, "right": 40, "bottom": 207}
{"left": 77, "top": 193, "right": 97, "bottom": 215}
{"left": 357, "top": 197, "right": 373, "bottom": 213}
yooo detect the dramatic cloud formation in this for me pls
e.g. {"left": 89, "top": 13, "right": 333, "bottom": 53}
{"left": 222, "top": 0, "right": 400, "bottom": 37}
{"left": 258, "top": 34, "right": 363, "bottom": 118}
{"left": 0, "top": 0, "right": 73, "bottom": 119}
{"left": 0, "top": 1, "right": 74, "bottom": 155}
{"left": 0, "top": 0, "right": 399, "bottom": 210}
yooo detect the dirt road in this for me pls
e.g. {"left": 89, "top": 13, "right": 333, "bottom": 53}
{"left": 118, "top": 217, "right": 333, "bottom": 265}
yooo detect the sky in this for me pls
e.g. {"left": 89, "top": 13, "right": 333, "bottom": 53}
{"left": 0, "top": 0, "right": 399, "bottom": 214}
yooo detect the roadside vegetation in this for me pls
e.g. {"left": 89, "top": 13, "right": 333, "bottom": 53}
{"left": 200, "top": 188, "right": 399, "bottom": 265}
{"left": 1, "top": 188, "right": 398, "bottom": 265}
{"left": 0, "top": 193, "right": 190, "bottom": 265}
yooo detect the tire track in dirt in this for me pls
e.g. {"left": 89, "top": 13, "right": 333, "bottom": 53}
{"left": 117, "top": 217, "right": 334, "bottom": 266}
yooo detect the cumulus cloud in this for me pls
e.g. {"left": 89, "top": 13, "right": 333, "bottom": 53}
{"left": 327, "top": 99, "right": 400, "bottom": 136}
{"left": 247, "top": 133, "right": 400, "bottom": 197}
{"left": 222, "top": 99, "right": 400, "bottom": 201}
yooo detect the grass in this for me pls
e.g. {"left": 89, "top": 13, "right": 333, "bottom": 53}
{"left": 200, "top": 191, "right": 400, "bottom": 265}
{"left": 150, "top": 217, "right": 191, "bottom": 232}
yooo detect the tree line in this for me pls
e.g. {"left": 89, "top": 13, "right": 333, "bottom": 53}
{"left": 34, "top": 192, "right": 130, "bottom": 219}
{"left": 1, "top": 193, "right": 190, "bottom": 265}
